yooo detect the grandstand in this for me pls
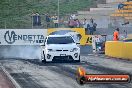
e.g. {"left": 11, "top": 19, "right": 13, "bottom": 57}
{"left": 76, "top": 0, "right": 132, "bottom": 35}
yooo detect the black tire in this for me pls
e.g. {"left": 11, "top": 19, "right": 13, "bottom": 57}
{"left": 75, "top": 55, "right": 80, "bottom": 62}
{"left": 41, "top": 51, "right": 46, "bottom": 63}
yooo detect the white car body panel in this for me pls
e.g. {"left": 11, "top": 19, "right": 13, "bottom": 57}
{"left": 40, "top": 35, "right": 80, "bottom": 62}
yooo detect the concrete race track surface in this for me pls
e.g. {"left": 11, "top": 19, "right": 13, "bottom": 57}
{"left": 0, "top": 55, "right": 132, "bottom": 88}
{"left": 0, "top": 68, "right": 15, "bottom": 88}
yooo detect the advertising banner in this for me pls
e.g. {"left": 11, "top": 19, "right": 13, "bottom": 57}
{"left": 0, "top": 29, "right": 47, "bottom": 45}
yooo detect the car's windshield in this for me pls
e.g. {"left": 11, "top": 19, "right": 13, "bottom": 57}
{"left": 47, "top": 36, "right": 75, "bottom": 44}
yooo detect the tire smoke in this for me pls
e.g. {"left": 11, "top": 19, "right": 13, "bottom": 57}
{"left": 0, "top": 46, "right": 41, "bottom": 59}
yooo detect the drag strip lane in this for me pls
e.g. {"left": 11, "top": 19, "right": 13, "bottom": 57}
{"left": 25, "top": 59, "right": 132, "bottom": 88}
{"left": 0, "top": 59, "right": 81, "bottom": 88}
{"left": 10, "top": 72, "right": 44, "bottom": 88}
{"left": 0, "top": 57, "right": 132, "bottom": 88}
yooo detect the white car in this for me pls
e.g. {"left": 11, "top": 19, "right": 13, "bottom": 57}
{"left": 40, "top": 35, "right": 80, "bottom": 63}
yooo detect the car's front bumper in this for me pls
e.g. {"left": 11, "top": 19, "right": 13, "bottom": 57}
{"left": 44, "top": 51, "right": 80, "bottom": 62}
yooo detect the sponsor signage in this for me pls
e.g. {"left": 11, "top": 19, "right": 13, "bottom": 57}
{"left": 0, "top": 29, "right": 47, "bottom": 45}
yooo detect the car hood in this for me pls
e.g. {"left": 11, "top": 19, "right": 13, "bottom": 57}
{"left": 46, "top": 43, "right": 78, "bottom": 50}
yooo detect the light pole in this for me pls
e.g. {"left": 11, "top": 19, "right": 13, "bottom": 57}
{"left": 4, "top": 20, "right": 7, "bottom": 29}
{"left": 58, "top": 0, "right": 60, "bottom": 27}
{"left": 31, "top": 16, "right": 33, "bottom": 29}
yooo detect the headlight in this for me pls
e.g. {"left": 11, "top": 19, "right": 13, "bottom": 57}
{"left": 70, "top": 48, "right": 78, "bottom": 52}
{"left": 47, "top": 49, "right": 53, "bottom": 52}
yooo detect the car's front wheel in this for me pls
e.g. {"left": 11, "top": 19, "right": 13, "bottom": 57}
{"left": 75, "top": 55, "right": 80, "bottom": 62}
{"left": 41, "top": 51, "right": 46, "bottom": 63}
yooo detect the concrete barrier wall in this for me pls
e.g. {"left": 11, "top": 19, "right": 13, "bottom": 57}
{"left": 128, "top": 34, "right": 132, "bottom": 38}
{"left": 90, "top": 8, "right": 115, "bottom": 11}
{"left": 105, "top": 41, "right": 123, "bottom": 58}
{"left": 123, "top": 43, "right": 132, "bottom": 59}
{"left": 97, "top": 4, "right": 118, "bottom": 8}
{"left": 105, "top": 41, "right": 132, "bottom": 60}
{"left": 106, "top": 0, "right": 127, "bottom": 3}
{"left": 77, "top": 11, "right": 114, "bottom": 15}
